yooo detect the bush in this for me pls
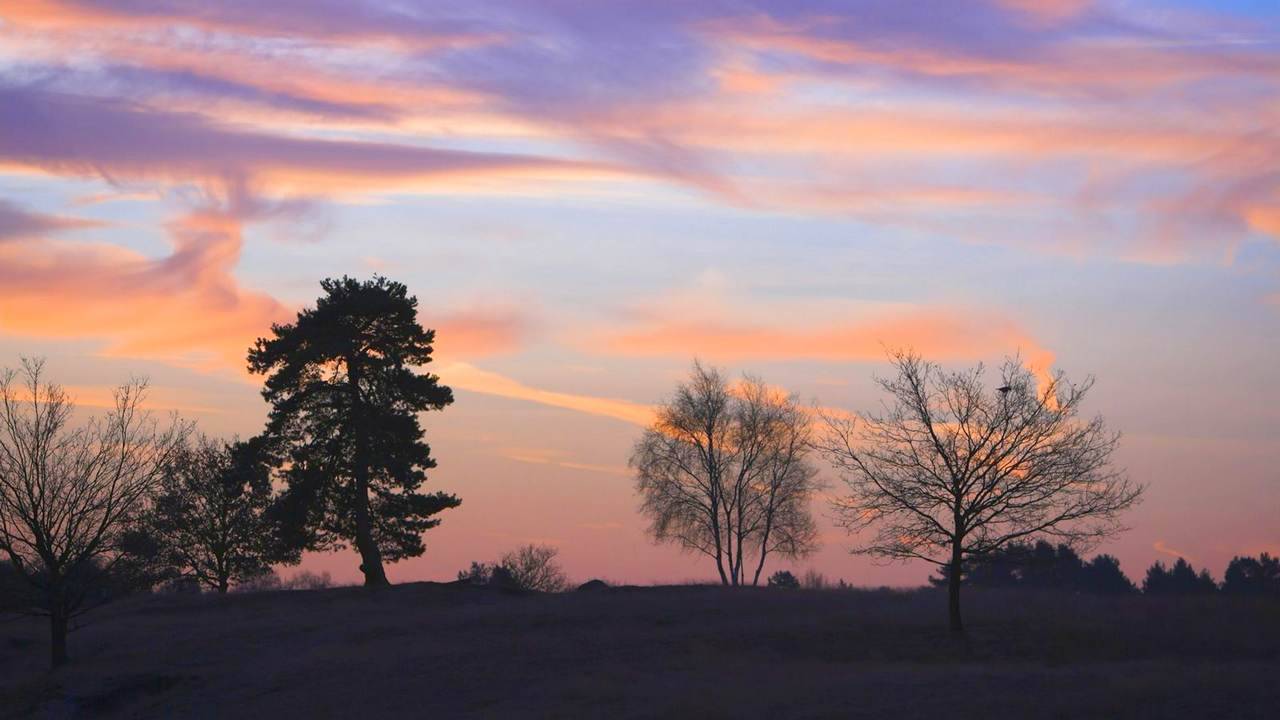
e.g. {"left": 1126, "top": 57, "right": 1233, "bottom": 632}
{"left": 457, "top": 545, "right": 571, "bottom": 592}
{"left": 285, "top": 571, "right": 333, "bottom": 591}
{"left": 457, "top": 561, "right": 493, "bottom": 585}
{"left": 235, "top": 571, "right": 283, "bottom": 593}
{"left": 768, "top": 570, "right": 800, "bottom": 589}
{"left": 501, "top": 545, "right": 570, "bottom": 592}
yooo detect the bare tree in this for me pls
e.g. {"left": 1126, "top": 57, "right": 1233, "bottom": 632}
{"left": 0, "top": 359, "right": 186, "bottom": 666}
{"left": 631, "top": 362, "right": 820, "bottom": 586}
{"left": 815, "top": 350, "right": 1142, "bottom": 633}
{"left": 500, "top": 544, "right": 570, "bottom": 593}
{"left": 145, "top": 435, "right": 297, "bottom": 594}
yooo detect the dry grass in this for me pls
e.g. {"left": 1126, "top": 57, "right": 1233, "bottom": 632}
{"left": 2, "top": 584, "right": 1277, "bottom": 719}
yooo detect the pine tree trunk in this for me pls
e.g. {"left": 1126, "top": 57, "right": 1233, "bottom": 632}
{"left": 348, "top": 357, "right": 389, "bottom": 588}
{"left": 353, "top": 474, "right": 388, "bottom": 587}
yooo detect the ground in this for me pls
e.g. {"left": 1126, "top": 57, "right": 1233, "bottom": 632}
{"left": 2, "top": 583, "right": 1277, "bottom": 719}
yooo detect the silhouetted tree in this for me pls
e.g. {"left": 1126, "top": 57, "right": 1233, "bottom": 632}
{"left": 930, "top": 542, "right": 1136, "bottom": 594}
{"left": 632, "top": 363, "right": 820, "bottom": 586}
{"left": 145, "top": 435, "right": 297, "bottom": 593}
{"left": 1080, "top": 554, "right": 1137, "bottom": 594}
{"left": 1143, "top": 558, "right": 1217, "bottom": 595}
{"left": 817, "top": 351, "right": 1142, "bottom": 633}
{"left": 249, "top": 277, "right": 459, "bottom": 587}
{"left": 1222, "top": 553, "right": 1280, "bottom": 595}
{"left": 0, "top": 359, "right": 186, "bottom": 666}
{"left": 1021, "top": 542, "right": 1084, "bottom": 590}
{"left": 500, "top": 544, "right": 570, "bottom": 593}
{"left": 767, "top": 570, "right": 800, "bottom": 588}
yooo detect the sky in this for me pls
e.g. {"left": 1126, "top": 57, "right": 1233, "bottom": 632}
{"left": 1, "top": 0, "right": 1277, "bottom": 587}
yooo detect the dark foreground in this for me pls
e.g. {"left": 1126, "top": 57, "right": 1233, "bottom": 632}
{"left": 2, "top": 583, "right": 1278, "bottom": 719}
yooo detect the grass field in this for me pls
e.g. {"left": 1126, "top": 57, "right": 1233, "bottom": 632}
{"left": 3, "top": 583, "right": 1278, "bottom": 719}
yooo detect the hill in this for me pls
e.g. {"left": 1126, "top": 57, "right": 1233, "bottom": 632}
{"left": 3, "top": 583, "right": 1278, "bottom": 718}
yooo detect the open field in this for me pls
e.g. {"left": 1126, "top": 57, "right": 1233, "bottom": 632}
{"left": 3, "top": 584, "right": 1278, "bottom": 719}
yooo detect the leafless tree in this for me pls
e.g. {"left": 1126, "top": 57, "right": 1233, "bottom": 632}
{"left": 0, "top": 359, "right": 186, "bottom": 666}
{"left": 500, "top": 544, "right": 570, "bottom": 593}
{"left": 145, "top": 435, "right": 295, "bottom": 594}
{"left": 631, "top": 362, "right": 820, "bottom": 586}
{"left": 815, "top": 350, "right": 1143, "bottom": 633}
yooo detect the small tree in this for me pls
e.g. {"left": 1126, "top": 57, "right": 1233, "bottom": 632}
{"left": 458, "top": 545, "right": 570, "bottom": 592}
{"left": 250, "top": 276, "right": 460, "bottom": 587}
{"left": 146, "top": 435, "right": 296, "bottom": 593}
{"left": 816, "top": 351, "right": 1142, "bottom": 633}
{"left": 0, "top": 359, "right": 186, "bottom": 666}
{"left": 500, "top": 544, "right": 570, "bottom": 593}
{"left": 632, "top": 362, "right": 820, "bottom": 586}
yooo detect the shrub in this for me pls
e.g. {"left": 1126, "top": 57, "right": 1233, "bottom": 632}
{"left": 457, "top": 561, "right": 493, "bottom": 585}
{"left": 458, "top": 545, "right": 571, "bottom": 592}
{"left": 500, "top": 545, "right": 570, "bottom": 593}
{"left": 234, "top": 571, "right": 283, "bottom": 593}
{"left": 285, "top": 571, "right": 333, "bottom": 591}
{"left": 768, "top": 570, "right": 800, "bottom": 589}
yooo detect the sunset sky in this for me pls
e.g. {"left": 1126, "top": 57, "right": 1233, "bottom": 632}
{"left": 1, "top": 0, "right": 1277, "bottom": 587}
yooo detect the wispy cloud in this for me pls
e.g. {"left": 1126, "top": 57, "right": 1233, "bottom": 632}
{"left": 441, "top": 362, "right": 654, "bottom": 427}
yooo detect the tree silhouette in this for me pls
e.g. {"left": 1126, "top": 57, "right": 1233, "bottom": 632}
{"left": 1080, "top": 554, "right": 1137, "bottom": 594}
{"left": 767, "top": 570, "right": 800, "bottom": 588}
{"left": 145, "top": 435, "right": 297, "bottom": 593}
{"left": 929, "top": 541, "right": 1136, "bottom": 594}
{"left": 499, "top": 544, "right": 570, "bottom": 593}
{"left": 817, "top": 351, "right": 1142, "bottom": 632}
{"left": 0, "top": 359, "right": 186, "bottom": 666}
{"left": 249, "top": 276, "right": 459, "bottom": 587}
{"left": 1143, "top": 558, "right": 1217, "bottom": 595}
{"left": 1222, "top": 553, "right": 1280, "bottom": 595}
{"left": 631, "top": 362, "right": 820, "bottom": 586}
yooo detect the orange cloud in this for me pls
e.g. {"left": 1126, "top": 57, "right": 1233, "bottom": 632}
{"left": 432, "top": 308, "right": 529, "bottom": 360}
{"left": 703, "top": 13, "right": 1280, "bottom": 96}
{"left": 0, "top": 196, "right": 530, "bottom": 374}
{"left": 1153, "top": 540, "right": 1196, "bottom": 563}
{"left": 0, "top": 208, "right": 286, "bottom": 372}
{"left": 440, "top": 362, "right": 655, "bottom": 427}
{"left": 598, "top": 309, "right": 1053, "bottom": 366}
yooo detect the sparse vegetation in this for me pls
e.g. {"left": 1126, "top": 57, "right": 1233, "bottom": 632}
{"left": 2, "top": 583, "right": 1276, "bottom": 718}
{"left": 767, "top": 570, "right": 799, "bottom": 588}
{"left": 458, "top": 544, "right": 571, "bottom": 593}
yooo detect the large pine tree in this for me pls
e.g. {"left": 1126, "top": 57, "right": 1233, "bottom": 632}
{"left": 249, "top": 276, "right": 459, "bottom": 586}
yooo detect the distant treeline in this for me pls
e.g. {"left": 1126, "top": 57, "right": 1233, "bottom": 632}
{"left": 927, "top": 541, "right": 1280, "bottom": 596}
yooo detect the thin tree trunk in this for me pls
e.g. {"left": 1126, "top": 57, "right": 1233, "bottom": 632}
{"left": 948, "top": 544, "right": 964, "bottom": 634}
{"left": 751, "top": 514, "right": 774, "bottom": 586}
{"left": 709, "top": 494, "right": 730, "bottom": 585}
{"left": 50, "top": 606, "right": 68, "bottom": 668}
{"left": 734, "top": 492, "right": 745, "bottom": 587}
